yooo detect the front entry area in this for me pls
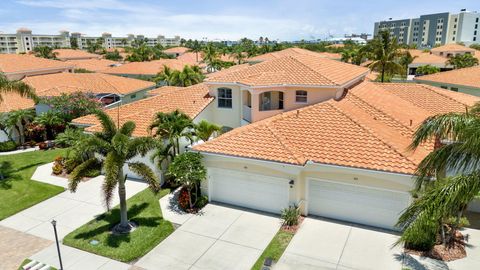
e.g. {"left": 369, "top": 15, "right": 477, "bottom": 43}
{"left": 307, "top": 179, "right": 411, "bottom": 230}
{"left": 208, "top": 168, "right": 290, "bottom": 214}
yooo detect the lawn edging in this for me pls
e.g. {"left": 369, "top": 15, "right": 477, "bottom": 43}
{"left": 62, "top": 188, "right": 174, "bottom": 262}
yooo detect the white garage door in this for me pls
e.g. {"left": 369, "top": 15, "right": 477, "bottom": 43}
{"left": 308, "top": 179, "right": 411, "bottom": 230}
{"left": 209, "top": 169, "right": 290, "bottom": 214}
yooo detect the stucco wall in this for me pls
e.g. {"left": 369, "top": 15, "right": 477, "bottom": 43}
{"left": 414, "top": 80, "right": 480, "bottom": 97}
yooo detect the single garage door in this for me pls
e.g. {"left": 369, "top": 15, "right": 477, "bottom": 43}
{"left": 209, "top": 169, "right": 290, "bottom": 214}
{"left": 308, "top": 179, "right": 411, "bottom": 230}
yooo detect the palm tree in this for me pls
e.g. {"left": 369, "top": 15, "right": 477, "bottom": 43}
{"left": 396, "top": 102, "right": 480, "bottom": 250}
{"left": 6, "top": 109, "right": 35, "bottom": 144}
{"left": 446, "top": 54, "right": 479, "bottom": 69}
{"left": 364, "top": 31, "right": 403, "bottom": 82}
{"left": 232, "top": 46, "right": 246, "bottom": 64}
{"left": 169, "top": 65, "right": 204, "bottom": 87}
{"left": 149, "top": 109, "right": 194, "bottom": 157}
{"left": 0, "top": 73, "right": 37, "bottom": 103}
{"left": 399, "top": 51, "right": 416, "bottom": 78}
{"left": 188, "top": 40, "right": 203, "bottom": 63}
{"left": 33, "top": 46, "right": 58, "bottom": 59}
{"left": 154, "top": 65, "right": 175, "bottom": 85}
{"left": 69, "top": 110, "right": 160, "bottom": 233}
{"left": 202, "top": 43, "right": 220, "bottom": 72}
{"left": 194, "top": 120, "right": 221, "bottom": 142}
{"left": 34, "top": 111, "right": 64, "bottom": 140}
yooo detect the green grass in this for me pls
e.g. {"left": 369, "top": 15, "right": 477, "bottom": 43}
{"left": 18, "top": 259, "right": 58, "bottom": 270}
{"left": 0, "top": 149, "right": 67, "bottom": 220}
{"left": 251, "top": 230, "right": 295, "bottom": 270}
{"left": 63, "top": 188, "right": 174, "bottom": 262}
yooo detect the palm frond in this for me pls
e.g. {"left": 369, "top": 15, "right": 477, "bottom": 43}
{"left": 119, "top": 121, "right": 136, "bottom": 137}
{"left": 128, "top": 162, "right": 160, "bottom": 193}
{"left": 126, "top": 136, "right": 156, "bottom": 160}
{"left": 92, "top": 109, "right": 117, "bottom": 139}
{"left": 69, "top": 158, "right": 98, "bottom": 192}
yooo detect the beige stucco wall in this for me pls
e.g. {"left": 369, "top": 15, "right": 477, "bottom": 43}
{"left": 207, "top": 84, "right": 243, "bottom": 128}
{"left": 199, "top": 153, "right": 415, "bottom": 215}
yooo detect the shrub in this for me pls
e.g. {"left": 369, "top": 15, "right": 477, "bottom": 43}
{"left": 281, "top": 205, "right": 301, "bottom": 226}
{"left": 195, "top": 195, "right": 209, "bottom": 209}
{"left": 0, "top": 141, "right": 17, "bottom": 152}
{"left": 177, "top": 186, "right": 190, "bottom": 210}
{"left": 52, "top": 163, "right": 63, "bottom": 175}
{"left": 64, "top": 158, "right": 79, "bottom": 174}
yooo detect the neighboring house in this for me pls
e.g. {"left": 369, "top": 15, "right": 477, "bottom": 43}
{"left": 414, "top": 65, "right": 480, "bottom": 96}
{"left": 0, "top": 93, "right": 36, "bottom": 142}
{"left": 0, "top": 54, "right": 74, "bottom": 80}
{"left": 53, "top": 49, "right": 101, "bottom": 61}
{"left": 430, "top": 43, "right": 477, "bottom": 58}
{"left": 163, "top": 46, "right": 190, "bottom": 57}
{"left": 193, "top": 81, "right": 480, "bottom": 230}
{"left": 101, "top": 59, "right": 188, "bottom": 79}
{"left": 204, "top": 53, "right": 369, "bottom": 128}
{"left": 246, "top": 48, "right": 342, "bottom": 63}
{"left": 72, "top": 83, "right": 214, "bottom": 179}
{"left": 64, "top": 58, "right": 121, "bottom": 72}
{"left": 407, "top": 51, "right": 453, "bottom": 76}
{"left": 22, "top": 72, "right": 156, "bottom": 108}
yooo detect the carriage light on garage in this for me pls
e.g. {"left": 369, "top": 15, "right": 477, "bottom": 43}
{"left": 289, "top": 179, "right": 294, "bottom": 188}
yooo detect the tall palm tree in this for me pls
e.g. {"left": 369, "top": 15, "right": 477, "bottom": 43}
{"left": 188, "top": 40, "right": 203, "bottom": 63}
{"left": 396, "top": 102, "right": 480, "bottom": 249}
{"left": 232, "top": 46, "right": 246, "bottom": 64}
{"left": 169, "top": 65, "right": 204, "bottom": 87}
{"left": 365, "top": 31, "right": 403, "bottom": 82}
{"left": 399, "top": 51, "right": 416, "bottom": 78}
{"left": 149, "top": 110, "right": 194, "bottom": 157}
{"left": 0, "top": 73, "right": 37, "bottom": 103}
{"left": 154, "top": 65, "right": 175, "bottom": 85}
{"left": 194, "top": 120, "right": 221, "bottom": 142}
{"left": 69, "top": 110, "right": 160, "bottom": 233}
{"left": 6, "top": 109, "right": 35, "bottom": 144}
{"left": 202, "top": 43, "right": 220, "bottom": 72}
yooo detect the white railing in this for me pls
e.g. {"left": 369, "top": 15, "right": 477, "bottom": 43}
{"left": 243, "top": 105, "right": 252, "bottom": 123}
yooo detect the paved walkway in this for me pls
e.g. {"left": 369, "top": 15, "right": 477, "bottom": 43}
{"left": 135, "top": 204, "right": 281, "bottom": 270}
{"left": 0, "top": 165, "right": 147, "bottom": 270}
{"left": 0, "top": 146, "right": 38, "bottom": 156}
{"left": 159, "top": 187, "right": 194, "bottom": 225}
{"left": 0, "top": 225, "right": 52, "bottom": 270}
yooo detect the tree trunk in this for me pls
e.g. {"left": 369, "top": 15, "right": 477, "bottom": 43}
{"left": 118, "top": 168, "right": 129, "bottom": 229}
{"left": 381, "top": 64, "right": 385, "bottom": 83}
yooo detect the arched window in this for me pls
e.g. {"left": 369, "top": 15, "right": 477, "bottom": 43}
{"left": 218, "top": 88, "right": 232, "bottom": 108}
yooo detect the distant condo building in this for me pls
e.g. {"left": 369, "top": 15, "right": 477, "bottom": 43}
{"left": 374, "top": 9, "right": 480, "bottom": 48}
{"left": 0, "top": 29, "right": 182, "bottom": 54}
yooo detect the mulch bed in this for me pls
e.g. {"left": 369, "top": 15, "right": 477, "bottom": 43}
{"left": 405, "top": 232, "right": 467, "bottom": 262}
{"left": 281, "top": 216, "right": 305, "bottom": 233}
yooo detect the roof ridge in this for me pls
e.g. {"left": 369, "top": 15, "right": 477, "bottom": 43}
{"left": 286, "top": 56, "right": 336, "bottom": 85}
{"left": 329, "top": 100, "right": 419, "bottom": 169}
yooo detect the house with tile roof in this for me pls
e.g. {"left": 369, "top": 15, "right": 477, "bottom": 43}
{"left": 246, "top": 48, "right": 342, "bottom": 63}
{"left": 163, "top": 46, "right": 190, "bottom": 57}
{"left": 192, "top": 81, "right": 480, "bottom": 230}
{"left": 0, "top": 54, "right": 74, "bottom": 80}
{"left": 64, "top": 58, "right": 120, "bottom": 72}
{"left": 430, "top": 44, "right": 476, "bottom": 58}
{"left": 414, "top": 65, "right": 480, "bottom": 96}
{"left": 204, "top": 53, "right": 369, "bottom": 128}
{"left": 101, "top": 59, "right": 189, "bottom": 79}
{"left": 53, "top": 49, "right": 101, "bottom": 61}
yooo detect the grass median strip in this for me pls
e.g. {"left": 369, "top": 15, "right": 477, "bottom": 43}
{"left": 251, "top": 229, "right": 295, "bottom": 270}
{"left": 63, "top": 188, "right": 174, "bottom": 262}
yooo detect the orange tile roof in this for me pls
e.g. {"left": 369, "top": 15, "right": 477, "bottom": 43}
{"left": 164, "top": 47, "right": 190, "bottom": 54}
{"left": 53, "top": 49, "right": 101, "bottom": 60}
{"left": 101, "top": 59, "right": 188, "bottom": 76}
{"left": 247, "top": 48, "right": 341, "bottom": 62}
{"left": 0, "top": 92, "right": 35, "bottom": 113}
{"left": 0, "top": 54, "right": 73, "bottom": 73}
{"left": 431, "top": 44, "right": 476, "bottom": 53}
{"left": 73, "top": 83, "right": 214, "bottom": 137}
{"left": 206, "top": 64, "right": 251, "bottom": 79}
{"left": 414, "top": 65, "right": 480, "bottom": 89}
{"left": 148, "top": 86, "right": 184, "bottom": 95}
{"left": 23, "top": 73, "right": 155, "bottom": 96}
{"left": 206, "top": 54, "right": 368, "bottom": 87}
{"left": 64, "top": 59, "right": 120, "bottom": 72}
{"left": 411, "top": 52, "right": 449, "bottom": 65}
{"left": 194, "top": 81, "right": 479, "bottom": 174}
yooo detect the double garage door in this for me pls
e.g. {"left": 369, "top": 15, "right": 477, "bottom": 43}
{"left": 208, "top": 169, "right": 290, "bottom": 214}
{"left": 308, "top": 179, "right": 411, "bottom": 230}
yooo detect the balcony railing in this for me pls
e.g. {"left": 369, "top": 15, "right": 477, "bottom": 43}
{"left": 242, "top": 105, "right": 252, "bottom": 123}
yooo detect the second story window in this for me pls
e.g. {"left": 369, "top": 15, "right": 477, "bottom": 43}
{"left": 218, "top": 88, "right": 232, "bottom": 108}
{"left": 296, "top": 90, "right": 308, "bottom": 103}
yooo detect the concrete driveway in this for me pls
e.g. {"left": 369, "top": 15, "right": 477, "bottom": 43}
{"left": 275, "top": 218, "right": 404, "bottom": 270}
{"left": 135, "top": 204, "right": 281, "bottom": 270}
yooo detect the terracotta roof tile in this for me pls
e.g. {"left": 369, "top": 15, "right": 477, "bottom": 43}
{"left": 73, "top": 83, "right": 214, "bottom": 137}
{"left": 101, "top": 59, "right": 188, "bottom": 76}
{"left": 411, "top": 52, "right": 449, "bottom": 65}
{"left": 64, "top": 59, "right": 120, "bottom": 72}
{"left": 207, "top": 53, "right": 368, "bottom": 87}
{"left": 0, "top": 54, "right": 73, "bottom": 73}
{"left": 163, "top": 47, "right": 190, "bottom": 54}
{"left": 194, "top": 81, "right": 479, "bottom": 174}
{"left": 0, "top": 93, "right": 35, "bottom": 113}
{"left": 414, "top": 66, "right": 480, "bottom": 90}
{"left": 53, "top": 49, "right": 101, "bottom": 60}
{"left": 431, "top": 44, "right": 476, "bottom": 53}
{"left": 247, "top": 48, "right": 341, "bottom": 62}
{"left": 23, "top": 73, "right": 155, "bottom": 96}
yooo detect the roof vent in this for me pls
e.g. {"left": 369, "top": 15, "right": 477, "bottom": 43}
{"left": 296, "top": 110, "right": 300, "bottom": 117}
{"left": 410, "top": 119, "right": 413, "bottom": 126}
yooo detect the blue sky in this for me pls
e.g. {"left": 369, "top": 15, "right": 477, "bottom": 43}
{"left": 0, "top": 0, "right": 479, "bottom": 41}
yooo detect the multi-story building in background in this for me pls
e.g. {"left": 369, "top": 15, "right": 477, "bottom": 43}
{"left": 0, "top": 29, "right": 182, "bottom": 54}
{"left": 374, "top": 9, "right": 480, "bottom": 48}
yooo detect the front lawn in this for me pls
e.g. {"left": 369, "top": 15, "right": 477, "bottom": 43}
{"left": 63, "top": 188, "right": 174, "bottom": 262}
{"left": 251, "top": 230, "right": 295, "bottom": 270}
{"left": 0, "top": 149, "right": 66, "bottom": 220}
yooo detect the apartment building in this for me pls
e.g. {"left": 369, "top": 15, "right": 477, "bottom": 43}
{"left": 0, "top": 29, "right": 182, "bottom": 54}
{"left": 374, "top": 9, "right": 480, "bottom": 48}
